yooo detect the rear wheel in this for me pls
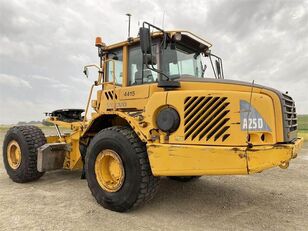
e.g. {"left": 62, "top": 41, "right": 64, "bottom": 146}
{"left": 3, "top": 126, "right": 46, "bottom": 183}
{"left": 85, "top": 126, "right": 160, "bottom": 212}
{"left": 168, "top": 176, "right": 201, "bottom": 182}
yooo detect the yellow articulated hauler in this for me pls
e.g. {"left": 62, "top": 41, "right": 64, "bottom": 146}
{"left": 3, "top": 22, "right": 303, "bottom": 212}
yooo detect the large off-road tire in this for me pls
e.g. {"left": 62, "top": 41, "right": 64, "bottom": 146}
{"left": 85, "top": 126, "right": 160, "bottom": 212}
{"left": 3, "top": 126, "right": 46, "bottom": 183}
{"left": 168, "top": 176, "right": 201, "bottom": 182}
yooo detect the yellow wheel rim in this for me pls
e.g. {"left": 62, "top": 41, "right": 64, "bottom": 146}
{"left": 7, "top": 140, "right": 22, "bottom": 169}
{"left": 95, "top": 149, "right": 125, "bottom": 192}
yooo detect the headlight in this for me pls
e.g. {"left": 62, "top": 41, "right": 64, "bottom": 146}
{"left": 156, "top": 108, "right": 180, "bottom": 133}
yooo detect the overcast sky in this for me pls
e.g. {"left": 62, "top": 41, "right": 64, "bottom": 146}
{"left": 0, "top": 0, "right": 307, "bottom": 124}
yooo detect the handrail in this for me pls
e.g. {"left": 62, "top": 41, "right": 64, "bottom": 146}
{"left": 83, "top": 82, "right": 102, "bottom": 127}
{"left": 82, "top": 59, "right": 117, "bottom": 128}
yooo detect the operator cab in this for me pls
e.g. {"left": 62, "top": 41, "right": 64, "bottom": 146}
{"left": 100, "top": 22, "right": 224, "bottom": 89}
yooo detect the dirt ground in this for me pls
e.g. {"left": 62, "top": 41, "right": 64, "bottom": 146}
{"left": 0, "top": 128, "right": 307, "bottom": 231}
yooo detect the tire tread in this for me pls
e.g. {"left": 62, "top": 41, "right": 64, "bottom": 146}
{"left": 3, "top": 125, "right": 46, "bottom": 183}
{"left": 87, "top": 126, "right": 160, "bottom": 211}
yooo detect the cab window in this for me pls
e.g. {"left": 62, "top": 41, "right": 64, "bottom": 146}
{"left": 106, "top": 49, "right": 123, "bottom": 86}
{"left": 128, "top": 45, "right": 158, "bottom": 85}
{"left": 161, "top": 43, "right": 203, "bottom": 79}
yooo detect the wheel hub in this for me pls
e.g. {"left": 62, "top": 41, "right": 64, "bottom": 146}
{"left": 95, "top": 149, "right": 125, "bottom": 192}
{"left": 7, "top": 140, "right": 22, "bottom": 169}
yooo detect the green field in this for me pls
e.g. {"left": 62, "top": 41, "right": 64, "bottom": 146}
{"left": 298, "top": 115, "right": 308, "bottom": 130}
{"left": 298, "top": 115, "right": 308, "bottom": 139}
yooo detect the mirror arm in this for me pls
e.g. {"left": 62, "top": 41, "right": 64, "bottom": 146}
{"left": 143, "top": 54, "right": 170, "bottom": 81}
{"left": 220, "top": 58, "right": 224, "bottom": 79}
{"left": 208, "top": 53, "right": 217, "bottom": 79}
{"left": 83, "top": 64, "right": 103, "bottom": 83}
{"left": 209, "top": 53, "right": 224, "bottom": 79}
{"left": 206, "top": 51, "right": 224, "bottom": 79}
{"left": 142, "top": 21, "right": 165, "bottom": 34}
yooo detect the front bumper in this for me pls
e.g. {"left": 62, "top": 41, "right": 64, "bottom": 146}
{"left": 147, "top": 137, "right": 304, "bottom": 176}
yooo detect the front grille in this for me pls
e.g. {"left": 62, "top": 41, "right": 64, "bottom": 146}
{"left": 282, "top": 93, "right": 297, "bottom": 133}
{"left": 184, "top": 96, "right": 231, "bottom": 142}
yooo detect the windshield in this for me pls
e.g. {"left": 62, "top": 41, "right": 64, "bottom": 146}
{"left": 161, "top": 44, "right": 203, "bottom": 80}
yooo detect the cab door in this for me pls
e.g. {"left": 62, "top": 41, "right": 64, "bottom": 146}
{"left": 101, "top": 48, "right": 123, "bottom": 111}
{"left": 114, "top": 45, "right": 159, "bottom": 110}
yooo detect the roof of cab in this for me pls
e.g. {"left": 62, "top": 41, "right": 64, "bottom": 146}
{"left": 104, "top": 30, "right": 212, "bottom": 50}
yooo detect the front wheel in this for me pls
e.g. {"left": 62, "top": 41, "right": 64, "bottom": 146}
{"left": 85, "top": 126, "right": 160, "bottom": 212}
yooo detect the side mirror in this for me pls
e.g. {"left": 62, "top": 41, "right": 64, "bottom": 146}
{"left": 83, "top": 67, "right": 89, "bottom": 78}
{"left": 215, "top": 60, "right": 221, "bottom": 78}
{"left": 139, "top": 27, "right": 151, "bottom": 54}
{"left": 201, "top": 61, "right": 207, "bottom": 77}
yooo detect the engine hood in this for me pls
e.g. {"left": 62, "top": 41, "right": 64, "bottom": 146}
{"left": 179, "top": 77, "right": 280, "bottom": 94}
{"left": 177, "top": 76, "right": 296, "bottom": 142}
